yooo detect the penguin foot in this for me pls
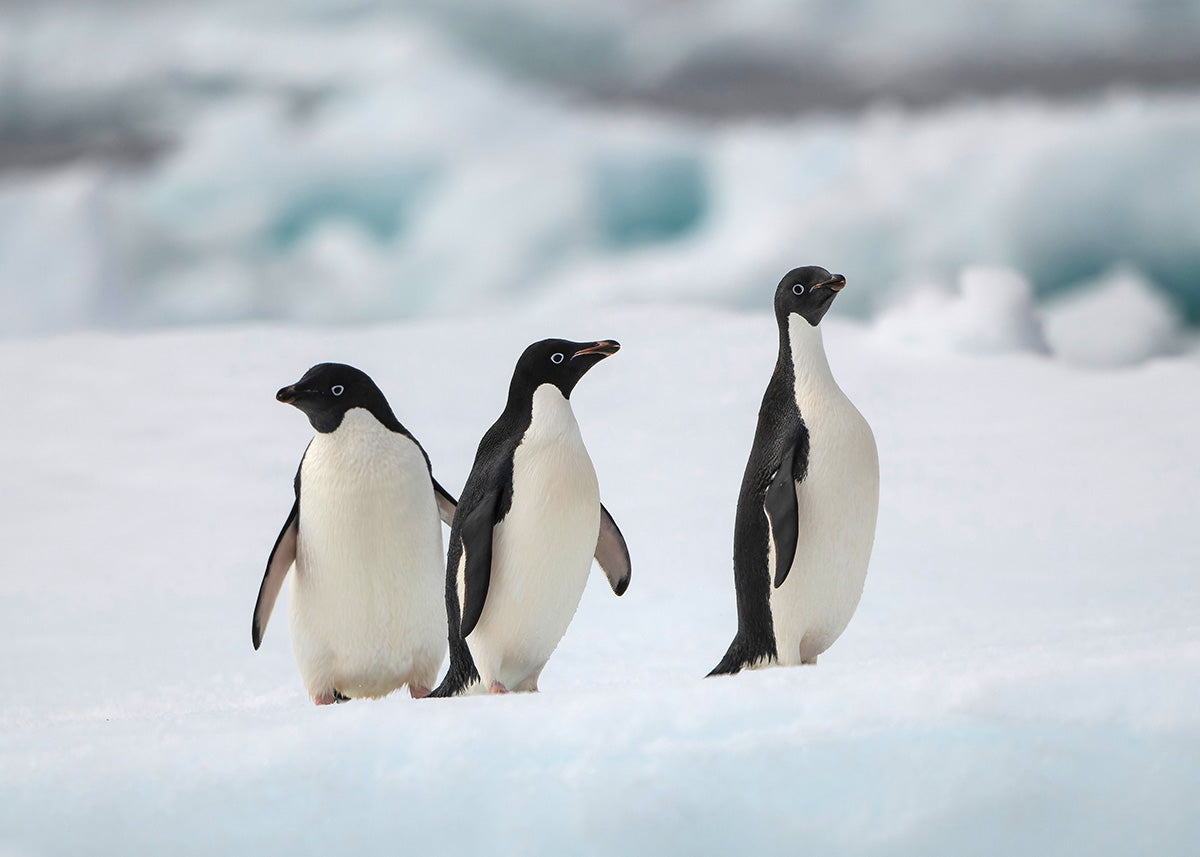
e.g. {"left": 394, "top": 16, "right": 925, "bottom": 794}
{"left": 488, "top": 681, "right": 509, "bottom": 695}
{"left": 409, "top": 684, "right": 431, "bottom": 700}
{"left": 313, "top": 689, "right": 351, "bottom": 706}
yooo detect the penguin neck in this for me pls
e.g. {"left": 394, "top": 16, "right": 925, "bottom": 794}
{"left": 507, "top": 383, "right": 580, "bottom": 442}
{"left": 525, "top": 384, "right": 580, "bottom": 441}
{"left": 780, "top": 313, "right": 839, "bottom": 399}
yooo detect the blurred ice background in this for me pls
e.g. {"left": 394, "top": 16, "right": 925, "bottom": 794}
{"left": 2, "top": 0, "right": 1199, "bottom": 363}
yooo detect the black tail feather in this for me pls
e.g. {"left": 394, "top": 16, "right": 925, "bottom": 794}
{"left": 707, "top": 635, "right": 775, "bottom": 678}
{"left": 429, "top": 636, "right": 479, "bottom": 698}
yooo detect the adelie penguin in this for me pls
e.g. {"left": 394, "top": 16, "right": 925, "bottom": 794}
{"left": 252, "top": 363, "right": 458, "bottom": 704}
{"left": 430, "top": 339, "right": 631, "bottom": 697}
{"left": 710, "top": 267, "right": 879, "bottom": 676}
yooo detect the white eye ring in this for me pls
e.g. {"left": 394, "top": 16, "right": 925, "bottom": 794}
{"left": 793, "top": 284, "right": 805, "bottom": 295}
{"left": 551, "top": 353, "right": 565, "bottom": 364}
{"left": 331, "top": 385, "right": 344, "bottom": 396}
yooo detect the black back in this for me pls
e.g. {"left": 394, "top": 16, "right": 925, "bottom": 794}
{"left": 709, "top": 267, "right": 843, "bottom": 676}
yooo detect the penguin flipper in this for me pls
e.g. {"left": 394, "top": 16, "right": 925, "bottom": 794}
{"left": 459, "top": 487, "right": 502, "bottom": 639}
{"left": 765, "top": 445, "right": 800, "bottom": 588}
{"left": 252, "top": 499, "right": 298, "bottom": 650}
{"left": 433, "top": 478, "right": 458, "bottom": 527}
{"left": 595, "top": 503, "right": 631, "bottom": 596}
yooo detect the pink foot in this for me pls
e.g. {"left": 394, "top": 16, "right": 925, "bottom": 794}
{"left": 313, "top": 690, "right": 350, "bottom": 706}
{"left": 409, "top": 684, "right": 431, "bottom": 700}
{"left": 489, "top": 681, "right": 509, "bottom": 695}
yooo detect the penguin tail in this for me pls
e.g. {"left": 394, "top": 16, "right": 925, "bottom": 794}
{"left": 429, "top": 669, "right": 478, "bottom": 698}
{"left": 707, "top": 650, "right": 745, "bottom": 678}
{"left": 426, "top": 680, "right": 459, "bottom": 699}
{"left": 428, "top": 641, "right": 480, "bottom": 699}
{"left": 707, "top": 636, "right": 774, "bottom": 678}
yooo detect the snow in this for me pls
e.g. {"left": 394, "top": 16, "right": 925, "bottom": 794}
{"left": 871, "top": 267, "right": 1049, "bottom": 356}
{"left": 2, "top": 305, "right": 1198, "bottom": 855}
{"left": 1042, "top": 266, "right": 1187, "bottom": 368}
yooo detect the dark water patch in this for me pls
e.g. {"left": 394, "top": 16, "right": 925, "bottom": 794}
{"left": 590, "top": 153, "right": 707, "bottom": 248}
{"left": 268, "top": 169, "right": 438, "bottom": 250}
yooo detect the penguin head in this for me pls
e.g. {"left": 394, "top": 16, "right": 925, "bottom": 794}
{"left": 510, "top": 338, "right": 621, "bottom": 399}
{"left": 276, "top": 363, "right": 393, "bottom": 433}
{"left": 775, "top": 266, "right": 846, "bottom": 327}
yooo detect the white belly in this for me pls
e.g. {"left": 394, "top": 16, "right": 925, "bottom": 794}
{"left": 770, "top": 319, "right": 880, "bottom": 665}
{"left": 466, "top": 386, "right": 600, "bottom": 692}
{"left": 289, "top": 409, "right": 447, "bottom": 699}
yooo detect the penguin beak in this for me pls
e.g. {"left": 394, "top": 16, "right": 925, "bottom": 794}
{"left": 572, "top": 340, "right": 621, "bottom": 360}
{"left": 276, "top": 385, "right": 312, "bottom": 404}
{"left": 822, "top": 274, "right": 847, "bottom": 292}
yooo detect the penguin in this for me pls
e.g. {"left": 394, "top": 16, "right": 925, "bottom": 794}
{"left": 251, "top": 363, "right": 458, "bottom": 704}
{"left": 430, "top": 339, "right": 631, "bottom": 697}
{"left": 710, "top": 267, "right": 879, "bottom": 675}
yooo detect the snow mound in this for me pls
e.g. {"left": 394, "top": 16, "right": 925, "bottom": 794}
{"left": 872, "top": 267, "right": 1049, "bottom": 356}
{"left": 1042, "top": 266, "right": 1185, "bottom": 368}
{"left": 2, "top": 307, "right": 1198, "bottom": 854}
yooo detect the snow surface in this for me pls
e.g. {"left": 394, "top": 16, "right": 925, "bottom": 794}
{"left": 1042, "top": 266, "right": 1187, "bottom": 368}
{"left": 2, "top": 305, "right": 1198, "bottom": 855}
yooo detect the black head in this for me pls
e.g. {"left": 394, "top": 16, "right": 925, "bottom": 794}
{"left": 276, "top": 363, "right": 398, "bottom": 433}
{"left": 508, "top": 339, "right": 621, "bottom": 401}
{"left": 775, "top": 266, "right": 846, "bottom": 327}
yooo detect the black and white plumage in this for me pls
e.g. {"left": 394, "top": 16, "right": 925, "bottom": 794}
{"left": 430, "top": 339, "right": 631, "bottom": 697}
{"left": 710, "top": 267, "right": 879, "bottom": 676}
{"left": 252, "top": 363, "right": 457, "bottom": 704}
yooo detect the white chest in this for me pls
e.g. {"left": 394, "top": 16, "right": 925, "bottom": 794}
{"left": 510, "top": 385, "right": 601, "bottom": 520}
{"left": 298, "top": 409, "right": 437, "bottom": 555}
{"left": 288, "top": 408, "right": 448, "bottom": 697}
{"left": 769, "top": 318, "right": 880, "bottom": 664}
{"left": 468, "top": 385, "right": 601, "bottom": 688}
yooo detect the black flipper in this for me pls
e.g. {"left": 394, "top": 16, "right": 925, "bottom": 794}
{"left": 765, "top": 445, "right": 800, "bottom": 588}
{"left": 459, "top": 488, "right": 502, "bottom": 639}
{"left": 252, "top": 457, "right": 305, "bottom": 651}
{"left": 433, "top": 478, "right": 457, "bottom": 527}
{"left": 251, "top": 501, "right": 298, "bottom": 650}
{"left": 594, "top": 504, "right": 631, "bottom": 596}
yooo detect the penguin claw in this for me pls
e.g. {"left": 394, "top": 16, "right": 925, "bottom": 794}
{"left": 409, "top": 684, "right": 431, "bottom": 700}
{"left": 314, "top": 690, "right": 351, "bottom": 706}
{"left": 488, "top": 681, "right": 509, "bottom": 695}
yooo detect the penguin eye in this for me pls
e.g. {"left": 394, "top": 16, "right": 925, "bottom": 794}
{"left": 551, "top": 353, "right": 565, "bottom": 364}
{"left": 331, "top": 385, "right": 344, "bottom": 396}
{"left": 793, "top": 284, "right": 806, "bottom": 296}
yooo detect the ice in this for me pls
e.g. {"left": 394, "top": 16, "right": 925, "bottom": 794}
{"left": 3, "top": 4, "right": 1200, "bottom": 338}
{"left": 1, "top": 305, "right": 1197, "bottom": 854}
{"left": 1042, "top": 266, "right": 1186, "bottom": 368}
{"left": 872, "top": 267, "right": 1049, "bottom": 356}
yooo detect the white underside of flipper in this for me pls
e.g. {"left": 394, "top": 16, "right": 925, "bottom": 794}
{"left": 289, "top": 409, "right": 447, "bottom": 700}
{"left": 768, "top": 316, "right": 880, "bottom": 666}
{"left": 466, "top": 384, "right": 601, "bottom": 693}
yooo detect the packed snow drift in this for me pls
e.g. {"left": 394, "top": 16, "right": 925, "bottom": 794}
{"left": 1, "top": 305, "right": 1197, "bottom": 855}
